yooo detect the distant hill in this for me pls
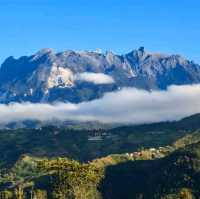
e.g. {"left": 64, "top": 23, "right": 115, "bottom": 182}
{"left": 0, "top": 113, "right": 200, "bottom": 168}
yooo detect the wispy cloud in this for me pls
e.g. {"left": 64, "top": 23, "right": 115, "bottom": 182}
{"left": 75, "top": 72, "right": 115, "bottom": 84}
{"left": 0, "top": 84, "right": 200, "bottom": 124}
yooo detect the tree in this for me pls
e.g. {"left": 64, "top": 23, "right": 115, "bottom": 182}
{"left": 38, "top": 158, "right": 103, "bottom": 199}
{"left": 178, "top": 188, "right": 194, "bottom": 199}
{"left": 15, "top": 185, "right": 24, "bottom": 199}
{"left": 0, "top": 190, "right": 13, "bottom": 199}
{"left": 33, "top": 189, "right": 47, "bottom": 199}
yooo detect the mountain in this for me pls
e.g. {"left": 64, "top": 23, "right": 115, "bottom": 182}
{"left": 0, "top": 47, "right": 200, "bottom": 103}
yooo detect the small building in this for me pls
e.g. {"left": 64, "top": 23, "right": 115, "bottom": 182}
{"left": 88, "top": 136, "right": 103, "bottom": 141}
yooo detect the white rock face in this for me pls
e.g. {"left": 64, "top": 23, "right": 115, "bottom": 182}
{"left": 29, "top": 88, "right": 33, "bottom": 95}
{"left": 106, "top": 51, "right": 115, "bottom": 64}
{"left": 47, "top": 64, "right": 74, "bottom": 88}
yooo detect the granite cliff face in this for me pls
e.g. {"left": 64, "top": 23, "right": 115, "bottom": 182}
{"left": 0, "top": 47, "right": 200, "bottom": 103}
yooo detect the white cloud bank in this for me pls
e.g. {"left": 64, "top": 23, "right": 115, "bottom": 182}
{"left": 1, "top": 84, "right": 200, "bottom": 124}
{"left": 75, "top": 72, "right": 114, "bottom": 84}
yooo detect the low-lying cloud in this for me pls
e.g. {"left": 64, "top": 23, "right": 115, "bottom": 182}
{"left": 75, "top": 72, "right": 115, "bottom": 84}
{"left": 1, "top": 84, "right": 200, "bottom": 125}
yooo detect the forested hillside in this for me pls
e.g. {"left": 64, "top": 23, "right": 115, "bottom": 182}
{"left": 1, "top": 130, "right": 200, "bottom": 198}
{"left": 0, "top": 114, "right": 200, "bottom": 168}
{"left": 1, "top": 115, "right": 200, "bottom": 198}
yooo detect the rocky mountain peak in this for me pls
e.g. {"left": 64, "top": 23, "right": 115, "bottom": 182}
{"left": 0, "top": 47, "right": 200, "bottom": 103}
{"left": 35, "top": 48, "right": 54, "bottom": 56}
{"left": 31, "top": 48, "right": 55, "bottom": 62}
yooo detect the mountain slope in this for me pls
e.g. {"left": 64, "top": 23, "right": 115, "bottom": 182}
{"left": 0, "top": 47, "right": 200, "bottom": 103}
{"left": 100, "top": 141, "right": 200, "bottom": 199}
{"left": 1, "top": 133, "right": 200, "bottom": 199}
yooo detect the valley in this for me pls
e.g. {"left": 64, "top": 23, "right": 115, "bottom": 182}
{"left": 0, "top": 114, "right": 200, "bottom": 198}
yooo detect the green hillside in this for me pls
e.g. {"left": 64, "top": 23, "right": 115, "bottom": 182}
{"left": 1, "top": 129, "right": 200, "bottom": 198}
{"left": 0, "top": 114, "right": 200, "bottom": 198}
{"left": 1, "top": 113, "right": 200, "bottom": 168}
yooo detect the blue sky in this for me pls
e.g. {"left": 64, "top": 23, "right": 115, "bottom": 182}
{"left": 0, "top": 0, "right": 200, "bottom": 64}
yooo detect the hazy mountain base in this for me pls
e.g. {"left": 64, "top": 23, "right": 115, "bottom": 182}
{"left": 1, "top": 130, "right": 200, "bottom": 199}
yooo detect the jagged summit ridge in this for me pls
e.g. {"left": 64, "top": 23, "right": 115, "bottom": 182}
{"left": 0, "top": 47, "right": 200, "bottom": 103}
